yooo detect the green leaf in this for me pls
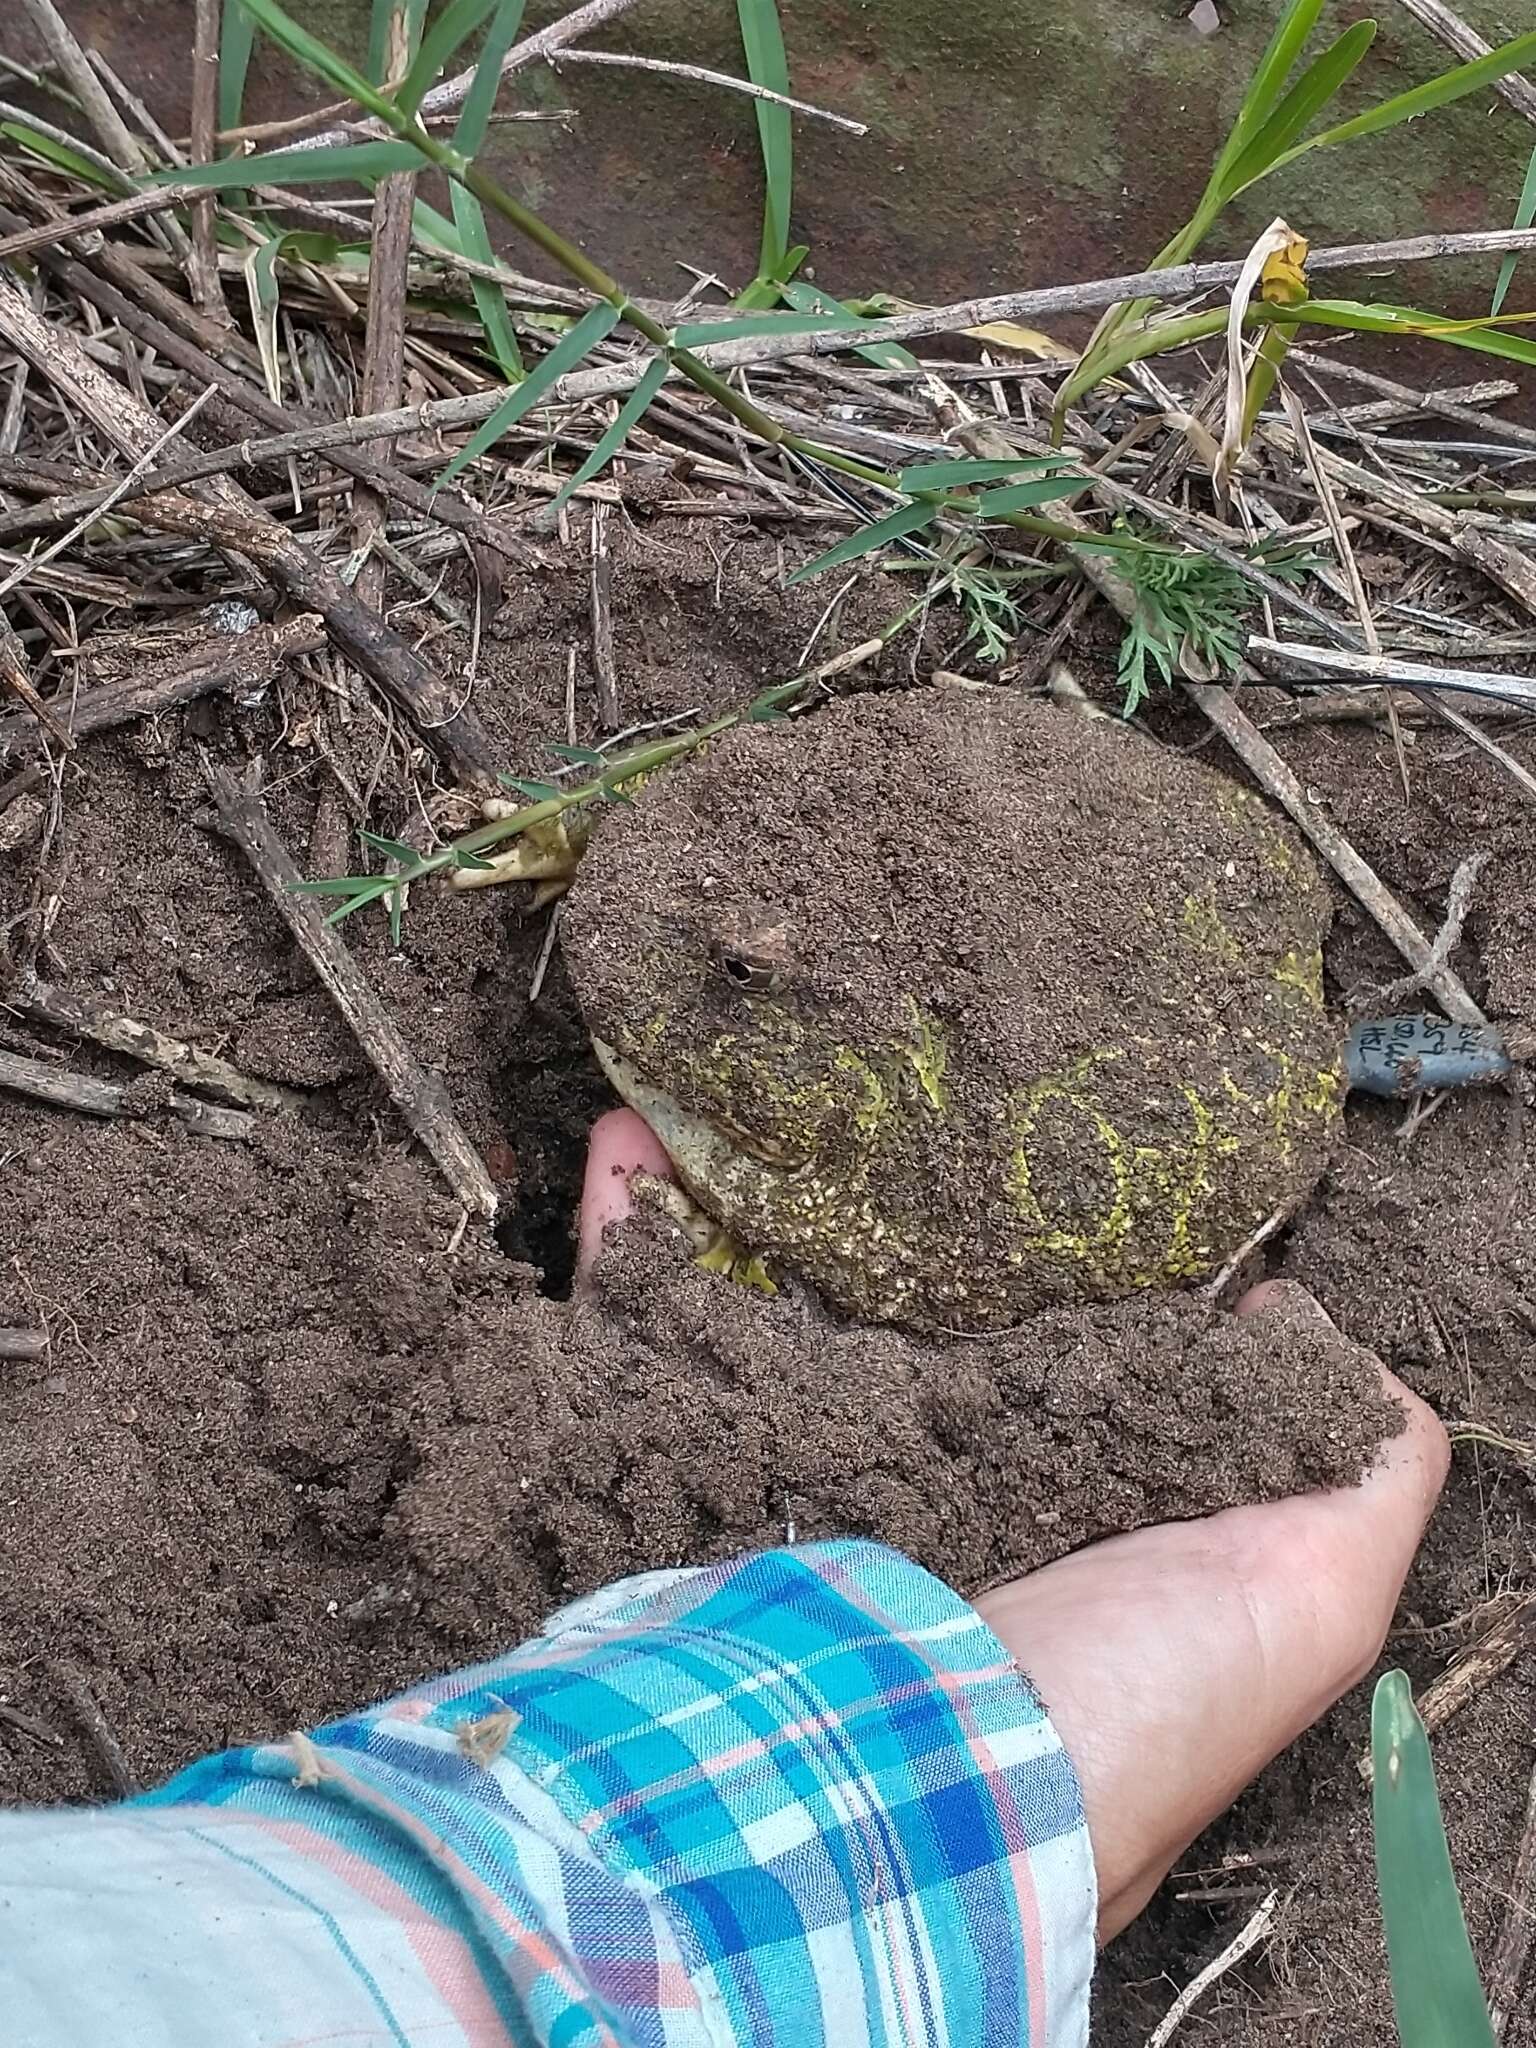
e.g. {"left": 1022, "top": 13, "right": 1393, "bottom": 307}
{"left": 974, "top": 476, "right": 1085, "bottom": 516}
{"left": 898, "top": 457, "right": 1060, "bottom": 491}
{"left": 450, "top": 846, "right": 497, "bottom": 871}
{"left": 156, "top": 139, "right": 422, "bottom": 191}
{"left": 453, "top": 0, "right": 526, "bottom": 154}
{"left": 780, "top": 278, "right": 919, "bottom": 370}
{"left": 1218, "top": 21, "right": 1377, "bottom": 197}
{"left": 437, "top": 299, "right": 623, "bottom": 483}
{"left": 1492, "top": 140, "right": 1536, "bottom": 319}
{"left": 736, "top": 0, "right": 792, "bottom": 277}
{"left": 360, "top": 828, "right": 417, "bottom": 862}
{"left": 224, "top": 0, "right": 398, "bottom": 120}
{"left": 786, "top": 500, "right": 939, "bottom": 584}
{"left": 368, "top": 0, "right": 430, "bottom": 87}
{"left": 1288, "top": 297, "right": 1536, "bottom": 371}
{"left": 546, "top": 741, "right": 607, "bottom": 766}
{"left": 673, "top": 312, "right": 846, "bottom": 346}
{"left": 0, "top": 123, "right": 129, "bottom": 193}
{"left": 397, "top": 0, "right": 500, "bottom": 116}
{"left": 243, "top": 233, "right": 288, "bottom": 404}
{"left": 387, "top": 881, "right": 404, "bottom": 947}
{"left": 499, "top": 775, "right": 562, "bottom": 801}
{"left": 219, "top": 1, "right": 259, "bottom": 134}
{"left": 548, "top": 356, "right": 668, "bottom": 514}
{"left": 1207, "top": 0, "right": 1327, "bottom": 195}
{"left": 1268, "top": 30, "right": 1536, "bottom": 178}
{"left": 449, "top": 184, "right": 525, "bottom": 377}
{"left": 1372, "top": 1671, "right": 1495, "bottom": 2048}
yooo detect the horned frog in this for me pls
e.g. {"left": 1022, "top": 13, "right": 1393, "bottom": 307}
{"left": 559, "top": 684, "right": 1343, "bottom": 1334}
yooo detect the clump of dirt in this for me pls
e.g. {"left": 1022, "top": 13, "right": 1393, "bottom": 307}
{"left": 0, "top": 1099, "right": 1391, "bottom": 1804}
{"left": 394, "top": 1196, "right": 1397, "bottom": 1629}
{"left": 565, "top": 685, "right": 1342, "bottom": 1327}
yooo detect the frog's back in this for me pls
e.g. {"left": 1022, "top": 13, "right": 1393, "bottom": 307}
{"left": 565, "top": 686, "right": 1342, "bottom": 1330}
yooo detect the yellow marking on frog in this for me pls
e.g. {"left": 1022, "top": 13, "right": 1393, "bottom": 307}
{"left": 905, "top": 1002, "right": 949, "bottom": 1112}
{"left": 1007, "top": 1055, "right": 1254, "bottom": 1287}
{"left": 1181, "top": 888, "right": 1241, "bottom": 965}
{"left": 1273, "top": 947, "right": 1325, "bottom": 1009}
{"left": 834, "top": 1048, "right": 890, "bottom": 1136}
{"left": 694, "top": 1239, "right": 778, "bottom": 1295}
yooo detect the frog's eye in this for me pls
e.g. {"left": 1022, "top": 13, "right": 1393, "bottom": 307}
{"left": 713, "top": 940, "right": 782, "bottom": 995}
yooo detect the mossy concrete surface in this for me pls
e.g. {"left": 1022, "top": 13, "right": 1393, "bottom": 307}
{"left": 40, "top": 2, "right": 1536, "bottom": 328}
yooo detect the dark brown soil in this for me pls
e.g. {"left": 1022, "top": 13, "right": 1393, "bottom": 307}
{"left": 4, "top": 515, "right": 1536, "bottom": 2045}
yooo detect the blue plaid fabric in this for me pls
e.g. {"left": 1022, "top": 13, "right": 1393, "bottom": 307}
{"left": 4, "top": 1542, "right": 1095, "bottom": 2047}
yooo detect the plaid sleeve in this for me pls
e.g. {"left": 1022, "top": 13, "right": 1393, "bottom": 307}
{"left": 5, "top": 1541, "right": 1095, "bottom": 2048}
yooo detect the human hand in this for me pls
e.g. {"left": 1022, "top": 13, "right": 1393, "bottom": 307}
{"left": 576, "top": 1110, "right": 1450, "bottom": 1946}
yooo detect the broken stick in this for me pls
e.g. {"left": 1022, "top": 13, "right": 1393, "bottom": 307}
{"left": 0, "top": 275, "right": 500, "bottom": 789}
{"left": 0, "top": 612, "right": 325, "bottom": 760}
{"left": 12, "top": 976, "right": 305, "bottom": 1114}
{"left": 1359, "top": 1596, "right": 1536, "bottom": 1782}
{"left": 0, "top": 1046, "right": 254, "bottom": 1139}
{"left": 202, "top": 756, "right": 500, "bottom": 1220}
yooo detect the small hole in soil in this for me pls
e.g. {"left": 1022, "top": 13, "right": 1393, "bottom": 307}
{"left": 497, "top": 1194, "right": 578, "bottom": 1300}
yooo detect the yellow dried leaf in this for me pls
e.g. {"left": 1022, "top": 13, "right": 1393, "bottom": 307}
{"left": 1259, "top": 230, "right": 1311, "bottom": 307}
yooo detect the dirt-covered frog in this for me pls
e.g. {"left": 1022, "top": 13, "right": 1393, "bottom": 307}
{"left": 559, "top": 684, "right": 1347, "bottom": 1333}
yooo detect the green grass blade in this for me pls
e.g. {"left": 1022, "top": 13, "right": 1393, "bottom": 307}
{"left": 155, "top": 139, "right": 421, "bottom": 190}
{"left": 1270, "top": 30, "right": 1536, "bottom": 176}
{"left": 1207, "top": 0, "right": 1327, "bottom": 195}
{"left": 397, "top": 0, "right": 500, "bottom": 117}
{"left": 219, "top": 0, "right": 259, "bottom": 133}
{"left": 437, "top": 299, "right": 622, "bottom": 483}
{"left": 736, "top": 0, "right": 793, "bottom": 278}
{"left": 1372, "top": 1671, "right": 1495, "bottom": 2048}
{"left": 974, "top": 476, "right": 1085, "bottom": 516}
{"left": 780, "top": 278, "right": 919, "bottom": 370}
{"left": 0, "top": 122, "right": 129, "bottom": 192}
{"left": 1219, "top": 21, "right": 1377, "bottom": 197}
{"left": 1492, "top": 140, "right": 1536, "bottom": 318}
{"left": 449, "top": 183, "right": 524, "bottom": 376}
{"left": 673, "top": 311, "right": 845, "bottom": 346}
{"left": 898, "top": 457, "right": 1059, "bottom": 490}
{"left": 548, "top": 355, "right": 668, "bottom": 514}
{"left": 453, "top": 0, "right": 526, "bottom": 154}
{"left": 368, "top": 0, "right": 429, "bottom": 86}
{"left": 1291, "top": 296, "right": 1536, "bottom": 369}
{"left": 227, "top": 0, "right": 397, "bottom": 119}
{"left": 786, "top": 500, "right": 939, "bottom": 585}
{"left": 244, "top": 232, "right": 287, "bottom": 402}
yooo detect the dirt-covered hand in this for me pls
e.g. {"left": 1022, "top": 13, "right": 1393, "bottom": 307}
{"left": 974, "top": 1280, "right": 1449, "bottom": 1940}
{"left": 576, "top": 1113, "right": 1449, "bottom": 1948}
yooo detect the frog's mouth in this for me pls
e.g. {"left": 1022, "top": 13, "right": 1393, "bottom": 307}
{"left": 591, "top": 1037, "right": 803, "bottom": 1205}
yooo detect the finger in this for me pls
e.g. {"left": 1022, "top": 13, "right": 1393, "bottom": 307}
{"left": 1232, "top": 1276, "right": 1334, "bottom": 1325}
{"left": 575, "top": 1107, "right": 675, "bottom": 1288}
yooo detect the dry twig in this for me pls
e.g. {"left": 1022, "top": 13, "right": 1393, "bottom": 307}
{"left": 10, "top": 976, "right": 306, "bottom": 1114}
{"left": 1144, "top": 1891, "right": 1282, "bottom": 2047}
{"left": 46, "top": 1659, "right": 137, "bottom": 1798}
{"left": 0, "top": 612, "right": 325, "bottom": 758}
{"left": 202, "top": 756, "right": 500, "bottom": 1219}
{"left": 1360, "top": 1598, "right": 1536, "bottom": 1781}
{"left": 0, "top": 277, "right": 500, "bottom": 785}
{"left": 0, "top": 1045, "right": 256, "bottom": 1140}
